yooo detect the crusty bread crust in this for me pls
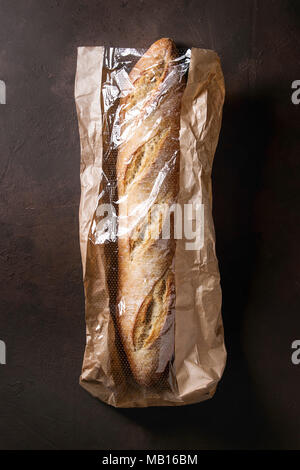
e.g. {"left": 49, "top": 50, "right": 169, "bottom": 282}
{"left": 116, "top": 38, "right": 184, "bottom": 386}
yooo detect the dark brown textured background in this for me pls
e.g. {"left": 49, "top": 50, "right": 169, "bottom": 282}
{"left": 0, "top": 0, "right": 300, "bottom": 450}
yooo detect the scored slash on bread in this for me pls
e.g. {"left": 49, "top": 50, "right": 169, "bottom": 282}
{"left": 116, "top": 38, "right": 185, "bottom": 386}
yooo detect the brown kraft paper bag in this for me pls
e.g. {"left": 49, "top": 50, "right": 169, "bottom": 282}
{"left": 75, "top": 39, "right": 226, "bottom": 407}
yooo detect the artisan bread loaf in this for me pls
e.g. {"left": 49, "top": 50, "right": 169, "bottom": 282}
{"left": 116, "top": 38, "right": 184, "bottom": 386}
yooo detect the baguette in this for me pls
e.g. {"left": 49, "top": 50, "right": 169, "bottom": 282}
{"left": 116, "top": 38, "right": 184, "bottom": 386}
